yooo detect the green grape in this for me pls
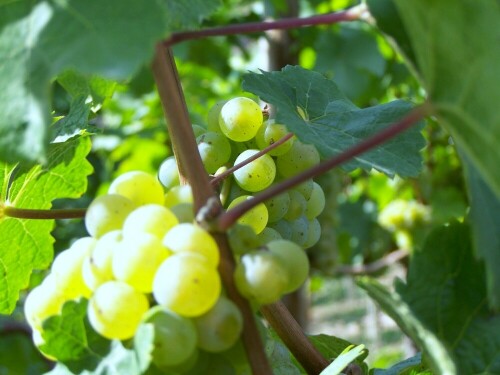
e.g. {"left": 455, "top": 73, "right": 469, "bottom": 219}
{"left": 268, "top": 220, "right": 293, "bottom": 240}
{"left": 293, "top": 179, "right": 314, "bottom": 200}
{"left": 82, "top": 230, "right": 122, "bottom": 291}
{"left": 289, "top": 216, "right": 309, "bottom": 246}
{"left": 88, "top": 281, "right": 149, "bottom": 340}
{"left": 227, "top": 195, "right": 268, "bottom": 234}
{"left": 112, "top": 233, "right": 170, "bottom": 293}
{"left": 52, "top": 238, "right": 95, "bottom": 299}
{"left": 163, "top": 223, "right": 219, "bottom": 267}
{"left": 193, "top": 296, "right": 243, "bottom": 352}
{"left": 192, "top": 124, "right": 207, "bottom": 137}
{"left": 108, "top": 170, "right": 165, "bottom": 206}
{"left": 142, "top": 305, "right": 198, "bottom": 368}
{"left": 164, "top": 185, "right": 193, "bottom": 208}
{"left": 303, "top": 218, "right": 321, "bottom": 249}
{"left": 122, "top": 204, "right": 179, "bottom": 239}
{"left": 85, "top": 194, "right": 135, "bottom": 238}
{"left": 219, "top": 97, "right": 263, "bottom": 142}
{"left": 257, "top": 227, "right": 282, "bottom": 245}
{"left": 305, "top": 182, "right": 325, "bottom": 219}
{"left": 233, "top": 150, "right": 276, "bottom": 192}
{"left": 265, "top": 239, "right": 310, "bottom": 293}
{"left": 197, "top": 131, "right": 232, "bottom": 174}
{"left": 207, "top": 100, "right": 227, "bottom": 132}
{"left": 234, "top": 251, "right": 289, "bottom": 305}
{"left": 158, "top": 156, "right": 180, "bottom": 190}
{"left": 276, "top": 141, "right": 320, "bottom": 178}
{"left": 283, "top": 190, "right": 307, "bottom": 221}
{"left": 264, "top": 191, "right": 290, "bottom": 223}
{"left": 170, "top": 203, "right": 195, "bottom": 223}
{"left": 255, "top": 120, "right": 294, "bottom": 156}
{"left": 24, "top": 275, "right": 67, "bottom": 331}
{"left": 153, "top": 252, "right": 221, "bottom": 317}
{"left": 227, "top": 224, "right": 260, "bottom": 256}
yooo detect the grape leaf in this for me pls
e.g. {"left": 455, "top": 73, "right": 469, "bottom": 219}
{"left": 51, "top": 96, "right": 95, "bottom": 143}
{"left": 57, "top": 70, "right": 117, "bottom": 108}
{"left": 358, "top": 223, "right": 500, "bottom": 374}
{"left": 369, "top": 0, "right": 500, "bottom": 196}
{"left": 320, "top": 344, "right": 365, "bottom": 375}
{"left": 0, "top": 137, "right": 92, "bottom": 313}
{"left": 371, "top": 353, "right": 425, "bottom": 375}
{"left": 163, "top": 0, "right": 222, "bottom": 30}
{"left": 243, "top": 66, "right": 425, "bottom": 178}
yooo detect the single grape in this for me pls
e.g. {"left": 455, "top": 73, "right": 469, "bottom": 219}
{"left": 88, "top": 281, "right": 149, "bottom": 340}
{"left": 264, "top": 191, "right": 290, "bottom": 223}
{"left": 164, "top": 185, "right": 193, "bottom": 208}
{"left": 265, "top": 239, "right": 310, "bottom": 293}
{"left": 305, "top": 182, "right": 325, "bottom": 219}
{"left": 289, "top": 216, "right": 309, "bottom": 247}
{"left": 255, "top": 120, "right": 294, "bottom": 156}
{"left": 193, "top": 296, "right": 243, "bottom": 352}
{"left": 233, "top": 149, "right": 276, "bottom": 192}
{"left": 257, "top": 227, "right": 282, "bottom": 245}
{"left": 207, "top": 100, "right": 227, "bottom": 132}
{"left": 303, "top": 218, "right": 321, "bottom": 249}
{"left": 122, "top": 204, "right": 179, "bottom": 239}
{"left": 52, "top": 238, "right": 95, "bottom": 299}
{"left": 108, "top": 171, "right": 165, "bottom": 206}
{"left": 293, "top": 179, "right": 314, "bottom": 200}
{"left": 112, "top": 233, "right": 170, "bottom": 293}
{"left": 158, "top": 156, "right": 180, "bottom": 190}
{"left": 234, "top": 251, "right": 289, "bottom": 305}
{"left": 276, "top": 141, "right": 320, "bottom": 178}
{"left": 227, "top": 195, "right": 268, "bottom": 234}
{"left": 218, "top": 97, "right": 263, "bottom": 142}
{"left": 197, "top": 132, "right": 232, "bottom": 174}
{"left": 170, "top": 203, "right": 195, "bottom": 223}
{"left": 192, "top": 124, "right": 207, "bottom": 138}
{"left": 153, "top": 253, "right": 221, "bottom": 317}
{"left": 142, "top": 305, "right": 198, "bottom": 368}
{"left": 162, "top": 223, "right": 219, "bottom": 267}
{"left": 268, "top": 220, "right": 293, "bottom": 240}
{"left": 283, "top": 190, "right": 307, "bottom": 221}
{"left": 85, "top": 194, "right": 135, "bottom": 238}
{"left": 227, "top": 224, "right": 260, "bottom": 256}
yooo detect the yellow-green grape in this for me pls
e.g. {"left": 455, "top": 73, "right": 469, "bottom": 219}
{"left": 192, "top": 124, "right": 207, "bottom": 138}
{"left": 293, "top": 179, "right": 314, "bottom": 200}
{"left": 52, "top": 238, "right": 95, "bottom": 299}
{"left": 112, "top": 233, "right": 170, "bottom": 293}
{"left": 170, "top": 203, "right": 195, "bottom": 223}
{"left": 227, "top": 224, "right": 260, "bottom": 256}
{"left": 164, "top": 185, "right": 193, "bottom": 208}
{"left": 234, "top": 251, "right": 288, "bottom": 305}
{"left": 108, "top": 171, "right": 165, "bottom": 206}
{"left": 207, "top": 100, "right": 227, "bottom": 132}
{"left": 378, "top": 199, "right": 431, "bottom": 232}
{"left": 163, "top": 223, "right": 219, "bottom": 267}
{"left": 85, "top": 194, "right": 135, "bottom": 238}
{"left": 82, "top": 230, "right": 122, "bottom": 291}
{"left": 142, "top": 306, "right": 198, "bottom": 368}
{"left": 227, "top": 195, "right": 268, "bottom": 234}
{"left": 276, "top": 141, "right": 320, "bottom": 178}
{"left": 268, "top": 220, "right": 293, "bottom": 240}
{"left": 153, "top": 253, "right": 221, "bottom": 317}
{"left": 289, "top": 216, "right": 309, "bottom": 247}
{"left": 122, "top": 204, "right": 179, "bottom": 239}
{"left": 233, "top": 150, "right": 276, "bottom": 192}
{"left": 255, "top": 120, "right": 294, "bottom": 156}
{"left": 197, "top": 132, "right": 232, "bottom": 174}
{"left": 283, "top": 190, "right": 307, "bottom": 221}
{"left": 305, "top": 182, "right": 325, "bottom": 219}
{"left": 264, "top": 191, "right": 290, "bottom": 223}
{"left": 266, "top": 239, "right": 310, "bottom": 293}
{"left": 257, "top": 227, "right": 282, "bottom": 245}
{"left": 193, "top": 296, "right": 243, "bottom": 353}
{"left": 88, "top": 281, "right": 149, "bottom": 340}
{"left": 158, "top": 156, "right": 180, "bottom": 190}
{"left": 24, "top": 275, "right": 67, "bottom": 331}
{"left": 303, "top": 218, "right": 321, "bottom": 249}
{"left": 218, "top": 97, "right": 263, "bottom": 142}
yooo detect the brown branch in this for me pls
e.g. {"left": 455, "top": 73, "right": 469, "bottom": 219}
{"left": 164, "top": 4, "right": 368, "bottom": 47}
{"left": 332, "top": 249, "right": 409, "bottom": 276}
{"left": 151, "top": 44, "right": 272, "bottom": 375}
{"left": 3, "top": 207, "right": 87, "bottom": 220}
{"left": 217, "top": 104, "right": 430, "bottom": 231}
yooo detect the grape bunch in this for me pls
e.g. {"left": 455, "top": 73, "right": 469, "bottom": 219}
{"left": 23, "top": 96, "right": 325, "bottom": 373}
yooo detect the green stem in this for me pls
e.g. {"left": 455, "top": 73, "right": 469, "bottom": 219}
{"left": 3, "top": 206, "right": 87, "bottom": 220}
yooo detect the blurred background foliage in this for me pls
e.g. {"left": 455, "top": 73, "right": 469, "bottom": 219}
{"left": 3, "top": 0, "right": 469, "bottom": 373}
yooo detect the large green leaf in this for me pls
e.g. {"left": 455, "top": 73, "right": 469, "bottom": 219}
{"left": 243, "top": 66, "right": 425, "bottom": 178}
{"left": 163, "top": 0, "right": 222, "bottom": 30}
{"left": 369, "top": 0, "right": 500, "bottom": 196}
{"left": 0, "top": 137, "right": 92, "bottom": 313}
{"left": 359, "top": 223, "right": 500, "bottom": 374}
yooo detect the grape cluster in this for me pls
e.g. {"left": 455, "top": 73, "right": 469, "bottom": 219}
{"left": 24, "top": 96, "right": 325, "bottom": 372}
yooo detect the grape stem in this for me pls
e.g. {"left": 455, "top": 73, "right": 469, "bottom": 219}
{"left": 216, "top": 104, "right": 431, "bottom": 231}
{"left": 333, "top": 249, "right": 409, "bottom": 276}
{"left": 210, "top": 133, "right": 294, "bottom": 187}
{"left": 151, "top": 44, "right": 273, "bottom": 375}
{"left": 164, "top": 4, "right": 369, "bottom": 47}
{"left": 3, "top": 206, "right": 87, "bottom": 220}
